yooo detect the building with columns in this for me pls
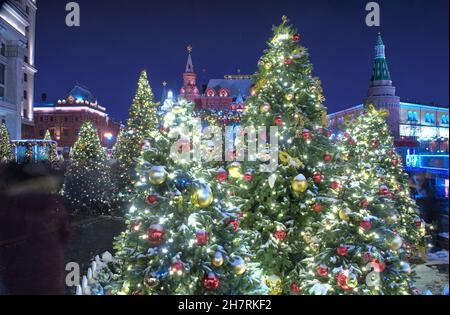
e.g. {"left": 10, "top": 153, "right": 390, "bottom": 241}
{"left": 328, "top": 33, "right": 449, "bottom": 198}
{"left": 0, "top": 0, "right": 37, "bottom": 140}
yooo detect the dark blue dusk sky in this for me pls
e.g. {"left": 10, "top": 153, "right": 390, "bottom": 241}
{"left": 33, "top": 0, "right": 449, "bottom": 122}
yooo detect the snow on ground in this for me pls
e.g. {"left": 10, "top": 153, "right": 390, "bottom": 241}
{"left": 413, "top": 250, "right": 449, "bottom": 295}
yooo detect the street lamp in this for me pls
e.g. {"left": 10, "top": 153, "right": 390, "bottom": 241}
{"left": 104, "top": 132, "right": 113, "bottom": 149}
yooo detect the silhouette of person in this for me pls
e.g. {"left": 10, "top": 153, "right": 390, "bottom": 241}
{"left": 0, "top": 162, "right": 71, "bottom": 295}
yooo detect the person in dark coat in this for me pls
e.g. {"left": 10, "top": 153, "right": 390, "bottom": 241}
{"left": 0, "top": 162, "right": 71, "bottom": 295}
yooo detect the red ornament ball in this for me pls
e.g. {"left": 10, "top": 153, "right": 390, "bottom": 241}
{"left": 415, "top": 218, "right": 423, "bottom": 227}
{"left": 379, "top": 186, "right": 390, "bottom": 196}
{"left": 370, "top": 140, "right": 379, "bottom": 149}
{"left": 147, "top": 194, "right": 158, "bottom": 205}
{"left": 290, "top": 282, "right": 301, "bottom": 294}
{"left": 331, "top": 181, "right": 341, "bottom": 191}
{"left": 344, "top": 132, "right": 351, "bottom": 139}
{"left": 349, "top": 139, "right": 357, "bottom": 146}
{"left": 203, "top": 273, "right": 220, "bottom": 291}
{"left": 170, "top": 261, "right": 184, "bottom": 273}
{"left": 196, "top": 230, "right": 208, "bottom": 246}
{"left": 284, "top": 58, "right": 293, "bottom": 65}
{"left": 370, "top": 259, "right": 386, "bottom": 273}
{"left": 324, "top": 154, "right": 333, "bottom": 162}
{"left": 275, "top": 116, "right": 283, "bottom": 126}
{"left": 325, "top": 130, "right": 333, "bottom": 138}
{"left": 337, "top": 246, "right": 348, "bottom": 256}
{"left": 317, "top": 265, "right": 329, "bottom": 277}
{"left": 336, "top": 272, "right": 352, "bottom": 291}
{"left": 244, "top": 172, "right": 253, "bottom": 183}
{"left": 360, "top": 220, "right": 373, "bottom": 231}
{"left": 216, "top": 170, "right": 228, "bottom": 182}
{"left": 364, "top": 252, "right": 372, "bottom": 262}
{"left": 313, "top": 173, "right": 323, "bottom": 184}
{"left": 228, "top": 219, "right": 239, "bottom": 231}
{"left": 147, "top": 224, "right": 165, "bottom": 247}
{"left": 302, "top": 129, "right": 311, "bottom": 140}
{"left": 274, "top": 229, "right": 287, "bottom": 241}
{"left": 313, "top": 203, "right": 322, "bottom": 213}
{"left": 293, "top": 34, "right": 301, "bottom": 42}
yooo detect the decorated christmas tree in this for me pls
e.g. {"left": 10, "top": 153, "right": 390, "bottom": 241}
{"left": 44, "top": 130, "right": 59, "bottom": 164}
{"left": 298, "top": 105, "right": 426, "bottom": 295}
{"left": 112, "top": 70, "right": 159, "bottom": 211}
{"left": 109, "top": 97, "right": 263, "bottom": 295}
{"left": 222, "top": 17, "right": 337, "bottom": 295}
{"left": 62, "top": 121, "right": 113, "bottom": 215}
{"left": 0, "top": 123, "right": 14, "bottom": 163}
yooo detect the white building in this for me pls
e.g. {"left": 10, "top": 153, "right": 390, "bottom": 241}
{"left": 0, "top": 0, "right": 37, "bottom": 140}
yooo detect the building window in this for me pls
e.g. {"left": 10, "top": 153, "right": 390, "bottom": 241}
{"left": 63, "top": 129, "right": 69, "bottom": 137}
{"left": 0, "top": 43, "right": 5, "bottom": 57}
{"left": 430, "top": 114, "right": 435, "bottom": 124}
{"left": 407, "top": 111, "right": 413, "bottom": 121}
{"left": 75, "top": 129, "right": 79, "bottom": 136}
{"left": 0, "top": 63, "right": 5, "bottom": 100}
{"left": 23, "top": 109, "right": 28, "bottom": 118}
{"left": 24, "top": 73, "right": 28, "bottom": 82}
{"left": 39, "top": 116, "right": 43, "bottom": 122}
{"left": 50, "top": 116, "right": 54, "bottom": 122}
{"left": 24, "top": 90, "right": 28, "bottom": 100}
{"left": 425, "top": 113, "right": 430, "bottom": 123}
{"left": 64, "top": 116, "right": 68, "bottom": 122}
{"left": 413, "top": 112, "right": 419, "bottom": 122}
{"left": 26, "top": 6, "right": 30, "bottom": 15}
{"left": 39, "top": 129, "right": 44, "bottom": 137}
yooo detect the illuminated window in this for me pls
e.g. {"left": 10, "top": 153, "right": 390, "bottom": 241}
{"left": 425, "top": 113, "right": 430, "bottom": 123}
{"left": 407, "top": 111, "right": 413, "bottom": 121}
{"left": 430, "top": 114, "right": 435, "bottom": 123}
{"left": 413, "top": 112, "right": 419, "bottom": 122}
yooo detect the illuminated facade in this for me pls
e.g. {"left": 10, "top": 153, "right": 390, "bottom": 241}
{"left": 0, "top": 0, "right": 37, "bottom": 139}
{"left": 33, "top": 83, "right": 121, "bottom": 156}
{"left": 328, "top": 33, "right": 449, "bottom": 197}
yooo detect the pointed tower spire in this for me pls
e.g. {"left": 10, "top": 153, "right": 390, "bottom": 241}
{"left": 371, "top": 32, "right": 391, "bottom": 81}
{"left": 161, "top": 81, "right": 168, "bottom": 104}
{"left": 180, "top": 45, "right": 200, "bottom": 101}
{"left": 186, "top": 45, "right": 194, "bottom": 73}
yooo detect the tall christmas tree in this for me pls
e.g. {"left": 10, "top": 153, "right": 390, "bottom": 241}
{"left": 112, "top": 70, "right": 159, "bottom": 211}
{"left": 222, "top": 17, "right": 337, "bottom": 295}
{"left": 62, "top": 121, "right": 113, "bottom": 215}
{"left": 44, "top": 130, "right": 59, "bottom": 164}
{"left": 298, "top": 106, "right": 426, "bottom": 295}
{"left": 0, "top": 123, "right": 14, "bottom": 163}
{"left": 110, "top": 97, "right": 263, "bottom": 295}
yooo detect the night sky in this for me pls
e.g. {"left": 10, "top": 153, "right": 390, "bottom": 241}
{"left": 33, "top": 0, "right": 449, "bottom": 122}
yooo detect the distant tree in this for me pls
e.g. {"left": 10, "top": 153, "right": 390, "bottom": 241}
{"left": 62, "top": 122, "right": 113, "bottom": 215}
{"left": 0, "top": 123, "right": 14, "bottom": 163}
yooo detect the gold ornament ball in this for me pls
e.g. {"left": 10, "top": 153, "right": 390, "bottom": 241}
{"left": 390, "top": 235, "right": 404, "bottom": 250}
{"left": 339, "top": 208, "right": 351, "bottom": 221}
{"left": 228, "top": 162, "right": 243, "bottom": 179}
{"left": 171, "top": 191, "right": 183, "bottom": 204}
{"left": 193, "top": 184, "right": 214, "bottom": 208}
{"left": 233, "top": 257, "right": 247, "bottom": 276}
{"left": 172, "top": 104, "right": 183, "bottom": 114}
{"left": 285, "top": 93, "right": 294, "bottom": 101}
{"left": 292, "top": 174, "right": 308, "bottom": 193}
{"left": 149, "top": 166, "right": 167, "bottom": 185}
{"left": 264, "top": 61, "right": 272, "bottom": 70}
{"left": 212, "top": 252, "right": 224, "bottom": 267}
{"left": 265, "top": 275, "right": 283, "bottom": 295}
{"left": 260, "top": 104, "right": 271, "bottom": 113}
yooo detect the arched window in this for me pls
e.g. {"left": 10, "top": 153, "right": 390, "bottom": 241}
{"left": 425, "top": 113, "right": 430, "bottom": 123}
{"left": 430, "top": 114, "right": 435, "bottom": 124}
{"left": 413, "top": 112, "right": 419, "bottom": 122}
{"left": 206, "top": 88, "right": 216, "bottom": 97}
{"left": 219, "top": 88, "right": 229, "bottom": 98}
